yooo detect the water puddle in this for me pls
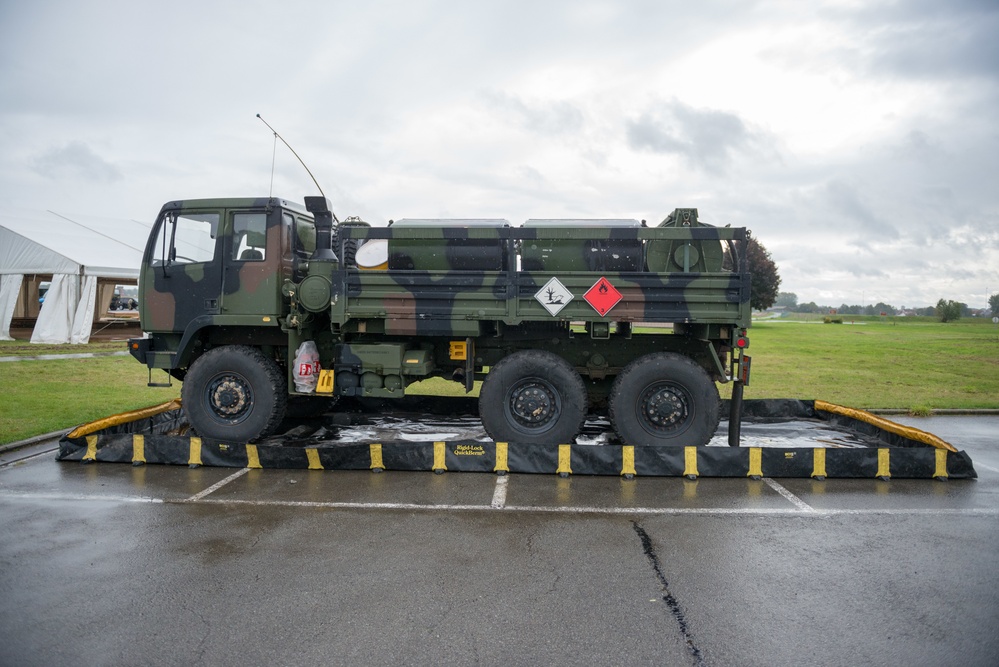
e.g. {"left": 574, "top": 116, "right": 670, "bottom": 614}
{"left": 260, "top": 413, "right": 873, "bottom": 449}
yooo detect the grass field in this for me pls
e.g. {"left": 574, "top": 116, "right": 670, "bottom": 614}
{"left": 0, "top": 346, "right": 180, "bottom": 445}
{"left": 2, "top": 317, "right": 997, "bottom": 444}
{"left": 727, "top": 317, "right": 999, "bottom": 409}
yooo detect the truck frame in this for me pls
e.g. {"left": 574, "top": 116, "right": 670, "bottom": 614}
{"left": 129, "top": 196, "right": 751, "bottom": 447}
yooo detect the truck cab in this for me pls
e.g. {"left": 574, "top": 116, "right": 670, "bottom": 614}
{"left": 132, "top": 198, "right": 315, "bottom": 374}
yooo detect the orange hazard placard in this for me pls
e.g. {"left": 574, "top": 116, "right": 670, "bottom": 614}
{"left": 583, "top": 277, "right": 622, "bottom": 316}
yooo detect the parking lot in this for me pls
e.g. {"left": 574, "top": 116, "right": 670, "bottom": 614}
{"left": 2, "top": 415, "right": 997, "bottom": 666}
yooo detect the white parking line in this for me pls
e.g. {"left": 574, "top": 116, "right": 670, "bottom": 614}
{"left": 179, "top": 497, "right": 999, "bottom": 517}
{"left": 2, "top": 489, "right": 996, "bottom": 517}
{"left": 763, "top": 478, "right": 816, "bottom": 512}
{"left": 974, "top": 462, "right": 999, "bottom": 474}
{"left": 0, "top": 491, "right": 163, "bottom": 504}
{"left": 183, "top": 467, "right": 251, "bottom": 502}
{"left": 491, "top": 475, "right": 509, "bottom": 508}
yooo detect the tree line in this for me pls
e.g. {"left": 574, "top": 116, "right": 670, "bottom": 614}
{"left": 735, "top": 232, "right": 999, "bottom": 323}
{"left": 773, "top": 292, "right": 999, "bottom": 322}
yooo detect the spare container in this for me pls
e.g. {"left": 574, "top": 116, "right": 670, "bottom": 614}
{"left": 520, "top": 219, "right": 644, "bottom": 272}
{"left": 387, "top": 219, "right": 509, "bottom": 271}
{"left": 645, "top": 208, "right": 724, "bottom": 273}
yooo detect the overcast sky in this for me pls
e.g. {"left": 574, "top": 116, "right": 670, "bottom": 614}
{"left": 2, "top": 0, "right": 997, "bottom": 308}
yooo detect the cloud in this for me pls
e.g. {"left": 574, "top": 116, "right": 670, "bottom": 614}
{"left": 626, "top": 100, "right": 759, "bottom": 174}
{"left": 838, "top": 0, "right": 999, "bottom": 81}
{"left": 479, "top": 91, "right": 584, "bottom": 136}
{"left": 29, "top": 142, "right": 122, "bottom": 183}
{"left": 837, "top": 259, "right": 890, "bottom": 280}
{"left": 890, "top": 130, "right": 945, "bottom": 161}
{"left": 821, "top": 179, "right": 899, "bottom": 243}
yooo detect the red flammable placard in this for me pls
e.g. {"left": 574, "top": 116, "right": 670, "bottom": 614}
{"left": 583, "top": 277, "right": 622, "bottom": 316}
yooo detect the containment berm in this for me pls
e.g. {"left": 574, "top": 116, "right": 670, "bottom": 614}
{"left": 56, "top": 398, "right": 977, "bottom": 480}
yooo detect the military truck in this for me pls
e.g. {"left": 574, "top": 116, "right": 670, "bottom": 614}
{"left": 128, "top": 196, "right": 751, "bottom": 447}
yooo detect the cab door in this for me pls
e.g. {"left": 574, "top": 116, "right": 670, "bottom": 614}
{"left": 218, "top": 208, "right": 283, "bottom": 317}
{"left": 141, "top": 207, "right": 224, "bottom": 334}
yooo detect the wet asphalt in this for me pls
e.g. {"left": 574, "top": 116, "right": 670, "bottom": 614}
{"left": 1, "top": 416, "right": 997, "bottom": 667}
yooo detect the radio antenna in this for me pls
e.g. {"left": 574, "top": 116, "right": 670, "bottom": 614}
{"left": 256, "top": 114, "right": 338, "bottom": 222}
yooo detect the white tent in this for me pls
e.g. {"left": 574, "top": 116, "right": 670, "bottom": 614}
{"left": 0, "top": 209, "right": 151, "bottom": 344}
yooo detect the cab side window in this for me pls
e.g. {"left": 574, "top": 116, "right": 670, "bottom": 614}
{"left": 294, "top": 216, "right": 316, "bottom": 259}
{"left": 233, "top": 212, "right": 267, "bottom": 261}
{"left": 152, "top": 211, "right": 219, "bottom": 266}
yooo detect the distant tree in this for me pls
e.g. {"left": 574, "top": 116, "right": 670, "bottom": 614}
{"left": 745, "top": 231, "right": 781, "bottom": 310}
{"left": 796, "top": 301, "right": 820, "bottom": 314}
{"left": 722, "top": 231, "right": 782, "bottom": 310}
{"left": 935, "top": 299, "right": 962, "bottom": 323}
{"left": 990, "top": 293, "right": 999, "bottom": 316}
{"left": 872, "top": 302, "right": 897, "bottom": 316}
{"left": 775, "top": 292, "right": 798, "bottom": 308}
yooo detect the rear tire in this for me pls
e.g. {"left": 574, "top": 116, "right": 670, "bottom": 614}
{"left": 479, "top": 350, "right": 587, "bottom": 445}
{"left": 182, "top": 345, "right": 287, "bottom": 442}
{"left": 609, "top": 353, "right": 719, "bottom": 447}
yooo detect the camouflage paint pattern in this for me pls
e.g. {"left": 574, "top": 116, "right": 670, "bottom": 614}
{"left": 130, "top": 198, "right": 750, "bottom": 396}
{"left": 333, "top": 222, "right": 749, "bottom": 330}
{"left": 133, "top": 198, "right": 306, "bottom": 368}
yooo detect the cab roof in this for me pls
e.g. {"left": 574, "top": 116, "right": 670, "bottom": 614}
{"left": 159, "top": 197, "right": 312, "bottom": 216}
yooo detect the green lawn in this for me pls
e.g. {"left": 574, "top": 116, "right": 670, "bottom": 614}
{"left": 731, "top": 317, "right": 999, "bottom": 410}
{"left": 2, "top": 317, "right": 997, "bottom": 444}
{"left": 0, "top": 342, "right": 180, "bottom": 444}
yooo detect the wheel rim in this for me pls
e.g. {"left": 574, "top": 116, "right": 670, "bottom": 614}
{"left": 505, "top": 378, "right": 561, "bottom": 434}
{"left": 637, "top": 381, "right": 693, "bottom": 435}
{"left": 204, "top": 372, "right": 253, "bottom": 424}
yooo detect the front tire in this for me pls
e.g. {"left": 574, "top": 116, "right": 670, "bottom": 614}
{"left": 479, "top": 350, "right": 587, "bottom": 445}
{"left": 182, "top": 345, "right": 287, "bottom": 442}
{"left": 609, "top": 353, "right": 720, "bottom": 447}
